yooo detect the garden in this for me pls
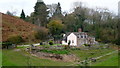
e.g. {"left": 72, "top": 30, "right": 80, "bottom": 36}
{"left": 2, "top": 43, "right": 119, "bottom": 66}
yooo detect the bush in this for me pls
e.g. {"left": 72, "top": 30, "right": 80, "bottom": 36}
{"left": 2, "top": 41, "right": 13, "bottom": 49}
{"left": 84, "top": 44, "right": 91, "bottom": 47}
{"left": 40, "top": 42, "right": 43, "bottom": 45}
{"left": 49, "top": 41, "right": 53, "bottom": 45}
{"left": 115, "top": 38, "right": 120, "bottom": 45}
{"left": 34, "top": 27, "right": 48, "bottom": 41}
{"left": 7, "top": 35, "right": 23, "bottom": 44}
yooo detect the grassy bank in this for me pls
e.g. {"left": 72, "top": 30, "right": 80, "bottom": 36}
{"left": 2, "top": 49, "right": 71, "bottom": 66}
{"left": 70, "top": 48, "right": 115, "bottom": 60}
{"left": 92, "top": 52, "right": 118, "bottom": 66}
{"left": 2, "top": 45, "right": 118, "bottom": 66}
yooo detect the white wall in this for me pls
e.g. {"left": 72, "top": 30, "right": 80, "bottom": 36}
{"left": 67, "top": 33, "right": 77, "bottom": 46}
{"left": 62, "top": 41, "right": 68, "bottom": 45}
{"left": 62, "top": 33, "right": 77, "bottom": 46}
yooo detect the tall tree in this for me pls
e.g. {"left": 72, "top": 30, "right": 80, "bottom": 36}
{"left": 34, "top": 0, "right": 49, "bottom": 27}
{"left": 54, "top": 2, "right": 62, "bottom": 15}
{"left": 51, "top": 2, "right": 63, "bottom": 20}
{"left": 20, "top": 9, "right": 26, "bottom": 20}
{"left": 47, "top": 20, "right": 64, "bottom": 40}
{"left": 47, "top": 4, "right": 57, "bottom": 17}
{"left": 6, "top": 10, "right": 17, "bottom": 16}
{"left": 6, "top": 11, "right": 14, "bottom": 16}
{"left": 63, "top": 14, "right": 76, "bottom": 32}
{"left": 116, "top": 18, "right": 120, "bottom": 45}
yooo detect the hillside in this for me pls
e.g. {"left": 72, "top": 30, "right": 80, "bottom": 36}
{"left": 1, "top": 12, "right": 40, "bottom": 43}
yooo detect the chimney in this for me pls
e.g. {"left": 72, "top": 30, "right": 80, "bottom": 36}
{"left": 78, "top": 28, "right": 82, "bottom": 32}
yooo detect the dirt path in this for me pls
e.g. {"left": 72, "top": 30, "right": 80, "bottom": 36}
{"left": 66, "top": 50, "right": 118, "bottom": 66}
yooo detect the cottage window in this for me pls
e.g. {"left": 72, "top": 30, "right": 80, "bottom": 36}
{"left": 84, "top": 36, "right": 86, "bottom": 38}
{"left": 81, "top": 36, "right": 83, "bottom": 38}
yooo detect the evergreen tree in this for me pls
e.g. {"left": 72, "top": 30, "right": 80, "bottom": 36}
{"left": 20, "top": 9, "right": 26, "bottom": 20}
{"left": 6, "top": 11, "right": 14, "bottom": 16}
{"left": 54, "top": 2, "right": 62, "bottom": 15}
{"left": 34, "top": 0, "right": 49, "bottom": 27}
{"left": 51, "top": 2, "right": 63, "bottom": 21}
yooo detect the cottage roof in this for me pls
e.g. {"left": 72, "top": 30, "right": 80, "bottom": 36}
{"left": 67, "top": 32, "right": 87, "bottom": 36}
{"left": 63, "top": 32, "right": 87, "bottom": 40}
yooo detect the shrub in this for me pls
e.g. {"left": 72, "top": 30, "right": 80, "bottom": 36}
{"left": 40, "top": 42, "right": 43, "bottom": 45}
{"left": 2, "top": 41, "right": 12, "bottom": 49}
{"left": 7, "top": 35, "right": 23, "bottom": 44}
{"left": 49, "top": 41, "right": 53, "bottom": 45}
{"left": 84, "top": 44, "right": 91, "bottom": 47}
{"left": 64, "top": 45, "right": 68, "bottom": 49}
{"left": 34, "top": 27, "right": 48, "bottom": 41}
{"left": 115, "top": 38, "right": 120, "bottom": 45}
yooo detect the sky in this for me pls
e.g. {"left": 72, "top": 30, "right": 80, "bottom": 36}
{"left": 0, "top": 0, "right": 119, "bottom": 16}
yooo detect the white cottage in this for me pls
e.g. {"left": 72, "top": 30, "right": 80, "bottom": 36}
{"left": 62, "top": 29, "right": 96, "bottom": 46}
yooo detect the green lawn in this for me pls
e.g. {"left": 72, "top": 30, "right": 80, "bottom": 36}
{"left": 70, "top": 48, "right": 115, "bottom": 61}
{"left": 92, "top": 52, "right": 119, "bottom": 66}
{"left": 2, "top": 45, "right": 119, "bottom": 66}
{"left": 0, "top": 49, "right": 2, "bottom": 67}
{"left": 69, "top": 48, "right": 118, "bottom": 66}
{"left": 2, "top": 49, "right": 72, "bottom": 66}
{"left": 40, "top": 49, "right": 70, "bottom": 54}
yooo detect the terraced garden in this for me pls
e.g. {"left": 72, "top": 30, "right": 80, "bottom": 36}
{"left": 2, "top": 44, "right": 119, "bottom": 66}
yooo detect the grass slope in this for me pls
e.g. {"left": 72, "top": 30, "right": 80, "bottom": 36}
{"left": 2, "top": 46, "right": 118, "bottom": 66}
{"left": 70, "top": 48, "right": 115, "bottom": 60}
{"left": 92, "top": 52, "right": 118, "bottom": 66}
{"left": 0, "top": 49, "right": 2, "bottom": 67}
{"left": 2, "top": 49, "right": 71, "bottom": 66}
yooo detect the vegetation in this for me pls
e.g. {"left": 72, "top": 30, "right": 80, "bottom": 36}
{"left": 2, "top": 42, "right": 13, "bottom": 49}
{"left": 20, "top": 9, "right": 26, "bottom": 20}
{"left": 63, "top": 4, "right": 118, "bottom": 44}
{"left": 2, "top": 49, "right": 71, "bottom": 66}
{"left": 67, "top": 40, "right": 71, "bottom": 49}
{"left": 84, "top": 44, "right": 91, "bottom": 47}
{"left": 0, "top": 50, "right": 2, "bottom": 67}
{"left": 47, "top": 20, "right": 64, "bottom": 40}
{"left": 7, "top": 35, "right": 23, "bottom": 44}
{"left": 70, "top": 48, "right": 115, "bottom": 60}
{"left": 40, "top": 49, "right": 69, "bottom": 54}
{"left": 25, "top": 1, "right": 120, "bottom": 45}
{"left": 92, "top": 52, "right": 118, "bottom": 66}
{"left": 2, "top": 44, "right": 118, "bottom": 66}
{"left": 49, "top": 41, "right": 54, "bottom": 45}
{"left": 2, "top": 12, "right": 41, "bottom": 43}
{"left": 34, "top": 27, "right": 48, "bottom": 41}
{"left": 51, "top": 2, "right": 63, "bottom": 21}
{"left": 2, "top": 0, "right": 119, "bottom": 66}
{"left": 6, "top": 11, "right": 14, "bottom": 16}
{"left": 6, "top": 10, "right": 16, "bottom": 16}
{"left": 33, "top": 1, "right": 49, "bottom": 27}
